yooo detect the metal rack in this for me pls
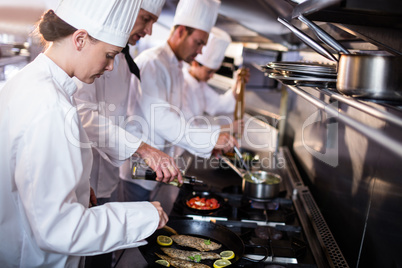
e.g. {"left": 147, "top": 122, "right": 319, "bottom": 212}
{"left": 284, "top": 84, "right": 402, "bottom": 158}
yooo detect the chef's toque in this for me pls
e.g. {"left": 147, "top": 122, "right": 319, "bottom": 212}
{"left": 55, "top": 0, "right": 141, "bottom": 48}
{"left": 141, "top": 0, "right": 166, "bottom": 17}
{"left": 173, "top": 0, "right": 221, "bottom": 33}
{"left": 195, "top": 27, "right": 231, "bottom": 69}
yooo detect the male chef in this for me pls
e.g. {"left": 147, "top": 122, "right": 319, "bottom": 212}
{"left": 119, "top": 0, "right": 239, "bottom": 202}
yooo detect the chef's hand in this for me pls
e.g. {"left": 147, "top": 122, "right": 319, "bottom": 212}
{"left": 150, "top": 201, "right": 169, "bottom": 229}
{"left": 136, "top": 142, "right": 183, "bottom": 184}
{"left": 89, "top": 187, "right": 97, "bottom": 207}
{"left": 212, "top": 132, "right": 239, "bottom": 155}
{"left": 220, "top": 119, "right": 244, "bottom": 135}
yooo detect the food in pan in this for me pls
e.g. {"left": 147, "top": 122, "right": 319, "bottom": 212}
{"left": 161, "top": 248, "right": 220, "bottom": 262}
{"left": 155, "top": 253, "right": 210, "bottom": 268}
{"left": 186, "top": 196, "right": 220, "bottom": 210}
{"left": 171, "top": 235, "right": 221, "bottom": 251}
{"left": 157, "top": 235, "right": 173, "bottom": 246}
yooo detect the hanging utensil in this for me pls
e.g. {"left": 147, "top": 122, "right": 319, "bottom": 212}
{"left": 277, "top": 17, "right": 338, "bottom": 62}
{"left": 298, "top": 14, "right": 349, "bottom": 55}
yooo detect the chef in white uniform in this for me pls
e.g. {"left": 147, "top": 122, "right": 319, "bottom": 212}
{"left": 0, "top": 1, "right": 169, "bottom": 267}
{"left": 183, "top": 27, "right": 247, "bottom": 121}
{"left": 73, "top": 0, "right": 173, "bottom": 205}
{"left": 120, "top": 0, "right": 239, "bottom": 202}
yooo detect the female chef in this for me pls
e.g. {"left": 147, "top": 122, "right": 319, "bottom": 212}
{"left": 0, "top": 0, "right": 169, "bottom": 267}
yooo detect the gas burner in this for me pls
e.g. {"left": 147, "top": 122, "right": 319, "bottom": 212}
{"left": 169, "top": 179, "right": 313, "bottom": 267}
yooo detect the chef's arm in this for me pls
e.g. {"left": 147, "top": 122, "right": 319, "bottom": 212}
{"left": 137, "top": 91, "right": 221, "bottom": 158}
{"left": 74, "top": 82, "right": 143, "bottom": 166}
{"left": 136, "top": 142, "right": 183, "bottom": 184}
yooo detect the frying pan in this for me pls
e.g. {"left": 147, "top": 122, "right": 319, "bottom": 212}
{"left": 183, "top": 191, "right": 225, "bottom": 214}
{"left": 278, "top": 17, "right": 402, "bottom": 100}
{"left": 139, "top": 219, "right": 268, "bottom": 267}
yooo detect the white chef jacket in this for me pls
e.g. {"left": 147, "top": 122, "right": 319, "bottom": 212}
{"left": 0, "top": 54, "right": 159, "bottom": 268}
{"left": 183, "top": 67, "right": 236, "bottom": 118}
{"left": 119, "top": 43, "right": 221, "bottom": 189}
{"left": 132, "top": 42, "right": 221, "bottom": 157}
{"left": 74, "top": 53, "right": 143, "bottom": 198}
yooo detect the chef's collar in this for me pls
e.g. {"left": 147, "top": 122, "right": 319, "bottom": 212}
{"left": 40, "top": 53, "right": 77, "bottom": 97}
{"left": 165, "top": 42, "right": 183, "bottom": 69}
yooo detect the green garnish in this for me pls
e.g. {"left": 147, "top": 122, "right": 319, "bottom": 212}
{"left": 188, "top": 255, "right": 201, "bottom": 262}
{"left": 204, "top": 239, "right": 211, "bottom": 245}
{"left": 194, "top": 255, "right": 201, "bottom": 262}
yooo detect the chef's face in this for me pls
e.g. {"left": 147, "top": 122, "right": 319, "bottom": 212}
{"left": 177, "top": 28, "right": 209, "bottom": 63}
{"left": 76, "top": 38, "right": 121, "bottom": 84}
{"left": 191, "top": 61, "right": 217, "bottom": 82}
{"left": 127, "top": 9, "right": 158, "bottom": 45}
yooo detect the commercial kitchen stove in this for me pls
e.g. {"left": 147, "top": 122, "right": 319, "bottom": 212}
{"left": 166, "top": 147, "right": 349, "bottom": 268}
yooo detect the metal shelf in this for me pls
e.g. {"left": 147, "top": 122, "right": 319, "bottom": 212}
{"left": 284, "top": 84, "right": 402, "bottom": 158}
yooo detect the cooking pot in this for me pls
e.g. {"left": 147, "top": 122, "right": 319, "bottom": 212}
{"left": 139, "top": 219, "right": 268, "bottom": 267}
{"left": 220, "top": 156, "right": 282, "bottom": 200}
{"left": 337, "top": 53, "right": 402, "bottom": 99}
{"left": 242, "top": 171, "right": 282, "bottom": 200}
{"left": 278, "top": 16, "right": 402, "bottom": 101}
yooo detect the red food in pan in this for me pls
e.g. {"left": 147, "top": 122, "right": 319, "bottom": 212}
{"left": 186, "top": 196, "right": 220, "bottom": 210}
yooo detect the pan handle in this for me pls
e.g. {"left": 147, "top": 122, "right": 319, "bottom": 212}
{"left": 298, "top": 14, "right": 350, "bottom": 55}
{"left": 277, "top": 17, "right": 338, "bottom": 62}
{"left": 219, "top": 155, "right": 244, "bottom": 178}
{"left": 241, "top": 245, "right": 270, "bottom": 263}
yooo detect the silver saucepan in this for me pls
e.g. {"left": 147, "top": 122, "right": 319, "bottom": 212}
{"left": 242, "top": 171, "right": 282, "bottom": 200}
{"left": 278, "top": 16, "right": 402, "bottom": 101}
{"left": 220, "top": 156, "right": 282, "bottom": 199}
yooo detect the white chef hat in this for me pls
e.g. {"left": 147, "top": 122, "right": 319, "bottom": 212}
{"left": 195, "top": 27, "right": 231, "bottom": 69}
{"left": 173, "top": 0, "right": 221, "bottom": 33}
{"left": 141, "top": 0, "right": 166, "bottom": 17}
{"left": 55, "top": 0, "right": 142, "bottom": 48}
